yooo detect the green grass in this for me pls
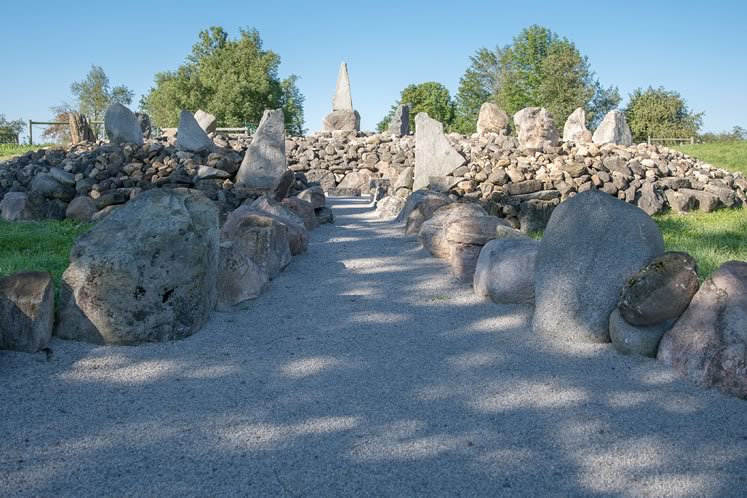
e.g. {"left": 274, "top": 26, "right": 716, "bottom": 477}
{"left": 674, "top": 142, "right": 747, "bottom": 176}
{"left": 0, "top": 143, "right": 55, "bottom": 161}
{"left": 0, "top": 220, "right": 91, "bottom": 291}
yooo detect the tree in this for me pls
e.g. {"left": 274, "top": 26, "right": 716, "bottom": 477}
{"left": 624, "top": 87, "right": 704, "bottom": 142}
{"left": 44, "top": 65, "right": 133, "bottom": 142}
{"left": 453, "top": 25, "right": 620, "bottom": 134}
{"left": 377, "top": 82, "right": 454, "bottom": 132}
{"left": 0, "top": 114, "right": 24, "bottom": 142}
{"left": 141, "top": 27, "right": 305, "bottom": 135}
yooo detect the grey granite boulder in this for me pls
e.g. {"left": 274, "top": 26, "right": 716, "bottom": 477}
{"left": 619, "top": 252, "right": 699, "bottom": 326}
{"left": 658, "top": 261, "right": 747, "bottom": 399}
{"left": 533, "top": 190, "right": 665, "bottom": 343}
{"left": 609, "top": 309, "right": 672, "bottom": 357}
{"left": 236, "top": 109, "right": 286, "bottom": 188}
{"left": 375, "top": 195, "right": 407, "bottom": 219}
{"left": 55, "top": 189, "right": 219, "bottom": 345}
{"left": 248, "top": 196, "right": 308, "bottom": 255}
{"left": 413, "top": 113, "right": 465, "bottom": 190}
{"left": 593, "top": 110, "right": 633, "bottom": 146}
{"left": 221, "top": 207, "right": 291, "bottom": 280}
{"left": 298, "top": 186, "right": 326, "bottom": 209}
{"left": 473, "top": 238, "right": 539, "bottom": 305}
{"left": 322, "top": 110, "right": 361, "bottom": 132}
{"left": 402, "top": 190, "right": 453, "bottom": 235}
{"left": 176, "top": 110, "right": 217, "bottom": 153}
{"left": 0, "top": 192, "right": 38, "bottom": 221}
{"left": 104, "top": 103, "right": 144, "bottom": 146}
{"left": 394, "top": 167, "right": 414, "bottom": 191}
{"left": 65, "top": 196, "right": 97, "bottom": 222}
{"left": 562, "top": 107, "right": 592, "bottom": 143}
{"left": 215, "top": 240, "right": 269, "bottom": 311}
{"left": 0, "top": 272, "right": 54, "bottom": 352}
{"left": 419, "top": 203, "right": 488, "bottom": 259}
{"left": 513, "top": 107, "right": 559, "bottom": 149}
{"left": 388, "top": 104, "right": 410, "bottom": 136}
{"left": 476, "top": 103, "right": 510, "bottom": 135}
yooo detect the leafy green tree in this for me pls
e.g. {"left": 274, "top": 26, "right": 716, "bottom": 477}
{"left": 377, "top": 82, "right": 454, "bottom": 132}
{"left": 453, "top": 25, "right": 620, "bottom": 134}
{"left": 44, "top": 65, "right": 133, "bottom": 142}
{"left": 624, "top": 87, "right": 703, "bottom": 141}
{"left": 0, "top": 114, "right": 24, "bottom": 140}
{"left": 141, "top": 27, "right": 305, "bottom": 135}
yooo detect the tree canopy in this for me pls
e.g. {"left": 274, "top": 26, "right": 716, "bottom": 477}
{"left": 624, "top": 86, "right": 703, "bottom": 141}
{"left": 0, "top": 114, "right": 24, "bottom": 138}
{"left": 452, "top": 25, "right": 620, "bottom": 134}
{"left": 141, "top": 27, "right": 305, "bottom": 135}
{"left": 377, "top": 82, "right": 454, "bottom": 132}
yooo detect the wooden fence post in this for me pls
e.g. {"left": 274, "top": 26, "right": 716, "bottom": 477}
{"left": 28, "top": 120, "right": 33, "bottom": 145}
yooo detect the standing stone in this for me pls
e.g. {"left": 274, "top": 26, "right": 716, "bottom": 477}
{"left": 513, "top": 107, "right": 559, "bottom": 149}
{"left": 473, "top": 238, "right": 539, "bottom": 305}
{"left": 0, "top": 272, "right": 54, "bottom": 352}
{"left": 593, "top": 110, "right": 633, "bottom": 146}
{"left": 68, "top": 112, "right": 96, "bottom": 144}
{"left": 104, "top": 103, "right": 144, "bottom": 146}
{"left": 236, "top": 109, "right": 286, "bottom": 188}
{"left": 194, "top": 109, "right": 218, "bottom": 134}
{"left": 658, "top": 261, "right": 747, "bottom": 399}
{"left": 388, "top": 104, "right": 410, "bottom": 136}
{"left": 618, "top": 252, "right": 700, "bottom": 326}
{"left": 413, "top": 113, "right": 466, "bottom": 190}
{"left": 562, "top": 108, "right": 592, "bottom": 143}
{"left": 333, "top": 62, "right": 354, "bottom": 111}
{"left": 176, "top": 110, "right": 217, "bottom": 153}
{"left": 476, "top": 103, "right": 510, "bottom": 135}
{"left": 55, "top": 189, "right": 220, "bottom": 345}
{"left": 533, "top": 190, "right": 665, "bottom": 343}
{"left": 136, "top": 112, "right": 152, "bottom": 139}
{"left": 394, "top": 167, "right": 414, "bottom": 191}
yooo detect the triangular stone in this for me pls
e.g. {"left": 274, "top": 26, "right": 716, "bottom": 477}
{"left": 332, "top": 62, "right": 354, "bottom": 112}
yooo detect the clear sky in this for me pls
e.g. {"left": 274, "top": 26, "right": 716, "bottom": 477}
{"left": 1, "top": 0, "right": 745, "bottom": 142}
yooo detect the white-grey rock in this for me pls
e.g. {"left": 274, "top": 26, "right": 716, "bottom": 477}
{"left": 236, "top": 109, "right": 286, "bottom": 188}
{"left": 194, "top": 109, "right": 217, "bottom": 134}
{"left": 332, "top": 62, "right": 354, "bottom": 112}
{"left": 562, "top": 107, "right": 592, "bottom": 143}
{"left": 473, "top": 238, "right": 539, "bottom": 305}
{"left": 393, "top": 167, "right": 414, "bottom": 191}
{"left": 477, "top": 103, "right": 510, "bottom": 135}
{"left": 513, "top": 107, "right": 559, "bottom": 149}
{"left": 322, "top": 110, "right": 360, "bottom": 132}
{"left": 413, "top": 113, "right": 465, "bottom": 190}
{"left": 593, "top": 110, "right": 633, "bottom": 146}
{"left": 375, "top": 195, "right": 407, "bottom": 219}
{"left": 176, "top": 110, "right": 217, "bottom": 153}
{"left": 104, "top": 104, "right": 144, "bottom": 146}
{"left": 0, "top": 192, "right": 38, "bottom": 221}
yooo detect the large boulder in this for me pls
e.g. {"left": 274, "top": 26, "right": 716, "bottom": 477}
{"left": 65, "top": 196, "right": 97, "bottom": 222}
{"left": 446, "top": 215, "right": 512, "bottom": 283}
{"left": 388, "top": 104, "right": 410, "bottom": 136}
{"left": 337, "top": 170, "right": 373, "bottom": 191}
{"left": 298, "top": 186, "right": 325, "bottom": 210}
{"left": 562, "top": 107, "right": 592, "bottom": 143}
{"left": 618, "top": 252, "right": 699, "bottom": 326}
{"left": 236, "top": 109, "right": 287, "bottom": 188}
{"left": 270, "top": 169, "right": 296, "bottom": 202}
{"left": 609, "top": 309, "right": 672, "bottom": 358}
{"left": 176, "top": 110, "right": 217, "bottom": 153}
{"left": 249, "top": 196, "right": 308, "bottom": 255}
{"left": 419, "top": 203, "right": 488, "bottom": 259}
{"left": 393, "top": 167, "right": 414, "bottom": 191}
{"left": 476, "top": 103, "right": 510, "bottom": 135}
{"left": 413, "top": 113, "right": 465, "bottom": 190}
{"left": 533, "top": 190, "right": 665, "bottom": 343}
{"left": 104, "top": 103, "right": 144, "bottom": 146}
{"left": 215, "top": 241, "right": 269, "bottom": 311}
{"left": 305, "top": 169, "right": 337, "bottom": 190}
{"left": 473, "top": 238, "right": 539, "bottom": 305}
{"left": 0, "top": 272, "right": 54, "bottom": 352}
{"left": 0, "top": 192, "right": 38, "bottom": 221}
{"left": 592, "top": 110, "right": 633, "bottom": 146}
{"left": 221, "top": 208, "right": 291, "bottom": 280}
{"left": 375, "top": 195, "right": 407, "bottom": 220}
{"left": 282, "top": 197, "right": 319, "bottom": 231}
{"left": 322, "top": 110, "right": 361, "bottom": 132}
{"left": 513, "top": 107, "right": 559, "bottom": 149}
{"left": 55, "top": 189, "right": 219, "bottom": 345}
{"left": 194, "top": 109, "right": 217, "bottom": 134}
{"left": 396, "top": 190, "right": 451, "bottom": 224}
{"left": 658, "top": 261, "right": 747, "bottom": 399}
{"left": 402, "top": 191, "right": 453, "bottom": 235}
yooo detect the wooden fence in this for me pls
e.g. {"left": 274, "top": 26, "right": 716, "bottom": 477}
{"left": 647, "top": 136, "right": 695, "bottom": 145}
{"left": 28, "top": 119, "right": 104, "bottom": 145}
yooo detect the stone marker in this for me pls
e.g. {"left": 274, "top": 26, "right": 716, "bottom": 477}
{"left": 477, "top": 103, "right": 510, "bottom": 135}
{"left": 413, "top": 113, "right": 466, "bottom": 190}
{"left": 388, "top": 104, "right": 410, "bottom": 136}
{"left": 104, "top": 103, "right": 144, "bottom": 146}
{"left": 658, "top": 261, "right": 747, "bottom": 399}
{"left": 194, "top": 109, "right": 217, "bottom": 134}
{"left": 176, "top": 110, "right": 217, "bottom": 153}
{"left": 333, "top": 62, "right": 354, "bottom": 112}
{"left": 235, "top": 109, "right": 286, "bottom": 188}
{"left": 322, "top": 62, "right": 360, "bottom": 132}
{"left": 593, "top": 110, "right": 633, "bottom": 146}
{"left": 562, "top": 107, "right": 592, "bottom": 143}
{"left": 533, "top": 190, "right": 665, "bottom": 343}
{"left": 513, "top": 107, "right": 559, "bottom": 149}
{"left": 0, "top": 272, "right": 54, "bottom": 352}
{"left": 473, "top": 238, "right": 538, "bottom": 305}
{"left": 55, "top": 189, "right": 219, "bottom": 345}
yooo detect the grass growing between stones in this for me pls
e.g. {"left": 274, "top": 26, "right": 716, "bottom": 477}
{"left": 674, "top": 142, "right": 747, "bottom": 176}
{"left": 0, "top": 144, "right": 49, "bottom": 161}
{"left": 0, "top": 220, "right": 91, "bottom": 290}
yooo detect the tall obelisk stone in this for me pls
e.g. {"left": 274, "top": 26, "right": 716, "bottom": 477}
{"left": 322, "top": 62, "right": 360, "bottom": 132}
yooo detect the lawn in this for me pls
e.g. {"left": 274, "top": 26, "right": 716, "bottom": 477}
{"left": 674, "top": 141, "right": 747, "bottom": 176}
{"left": 0, "top": 220, "right": 91, "bottom": 290}
{"left": 0, "top": 143, "right": 53, "bottom": 161}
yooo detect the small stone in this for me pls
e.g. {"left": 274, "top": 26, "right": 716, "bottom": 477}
{"left": 609, "top": 309, "right": 672, "bottom": 358}
{"left": 0, "top": 272, "right": 54, "bottom": 352}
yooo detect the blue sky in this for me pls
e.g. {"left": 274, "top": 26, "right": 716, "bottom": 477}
{"left": 1, "top": 0, "right": 745, "bottom": 141}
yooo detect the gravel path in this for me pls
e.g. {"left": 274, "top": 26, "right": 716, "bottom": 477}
{"left": 1, "top": 197, "right": 746, "bottom": 497}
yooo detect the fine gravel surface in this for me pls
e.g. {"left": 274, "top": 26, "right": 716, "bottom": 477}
{"left": 1, "top": 197, "right": 746, "bottom": 497}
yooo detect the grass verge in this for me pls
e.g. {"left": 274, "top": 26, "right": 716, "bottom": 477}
{"left": 674, "top": 142, "right": 747, "bottom": 176}
{"left": 0, "top": 144, "right": 55, "bottom": 161}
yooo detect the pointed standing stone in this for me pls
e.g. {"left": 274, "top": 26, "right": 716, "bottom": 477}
{"left": 194, "top": 109, "right": 218, "bottom": 134}
{"left": 562, "top": 107, "right": 592, "bottom": 143}
{"left": 176, "top": 110, "right": 217, "bottom": 153}
{"left": 413, "top": 113, "right": 466, "bottom": 190}
{"left": 236, "top": 109, "right": 287, "bottom": 188}
{"left": 104, "top": 104, "right": 144, "bottom": 146}
{"left": 332, "top": 62, "right": 354, "bottom": 111}
{"left": 593, "top": 110, "right": 633, "bottom": 146}
{"left": 388, "top": 104, "right": 410, "bottom": 136}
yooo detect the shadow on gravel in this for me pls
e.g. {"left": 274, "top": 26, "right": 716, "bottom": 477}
{"left": 1, "top": 197, "right": 746, "bottom": 496}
